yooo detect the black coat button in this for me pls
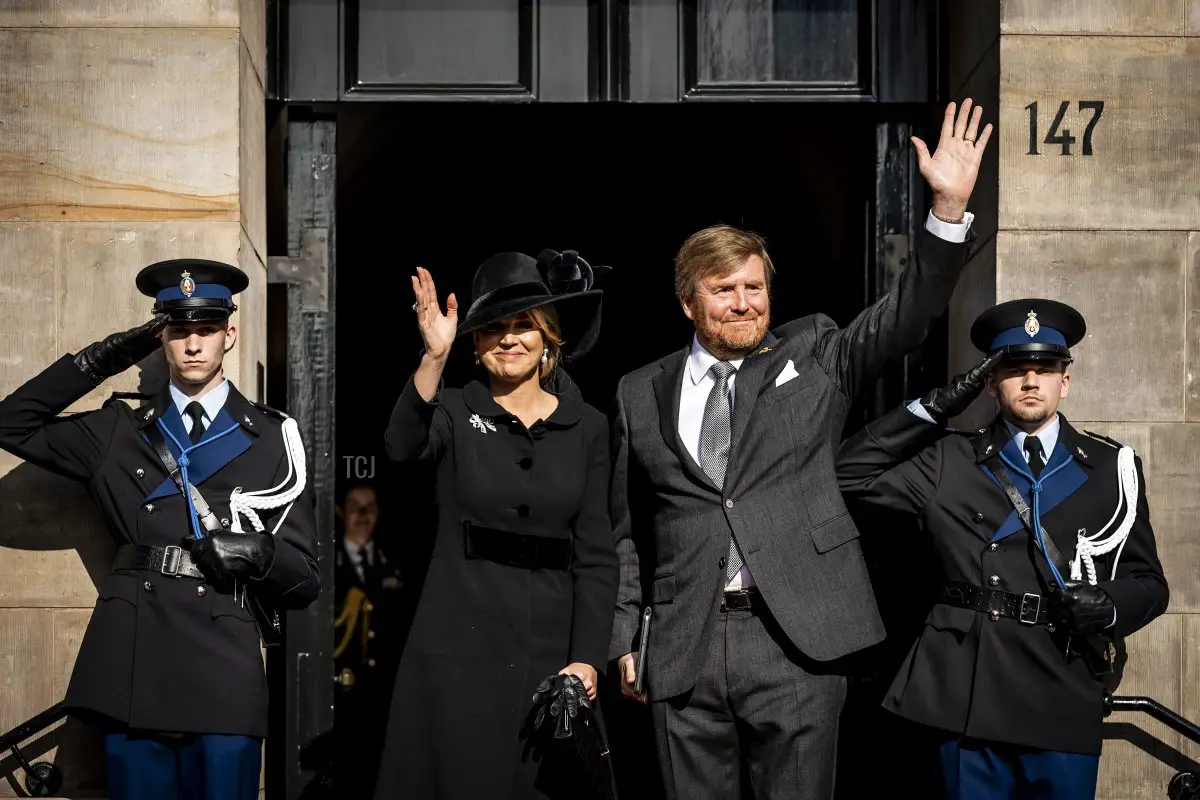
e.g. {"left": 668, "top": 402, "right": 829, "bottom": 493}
{"left": 518, "top": 457, "right": 533, "bottom": 470}
{"left": 515, "top": 504, "right": 530, "bottom": 518}
{"left": 530, "top": 424, "right": 546, "bottom": 440}
{"left": 719, "top": 557, "right": 727, "bottom": 570}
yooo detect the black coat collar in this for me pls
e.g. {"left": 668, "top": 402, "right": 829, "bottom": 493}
{"left": 461, "top": 379, "right": 582, "bottom": 428}
{"left": 136, "top": 381, "right": 262, "bottom": 437}
{"left": 972, "top": 413, "right": 1093, "bottom": 468}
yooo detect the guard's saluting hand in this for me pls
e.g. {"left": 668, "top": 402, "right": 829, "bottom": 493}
{"left": 918, "top": 348, "right": 1006, "bottom": 424}
{"left": 72, "top": 312, "right": 169, "bottom": 385}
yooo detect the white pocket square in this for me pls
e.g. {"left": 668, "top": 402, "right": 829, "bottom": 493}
{"left": 775, "top": 359, "right": 799, "bottom": 387}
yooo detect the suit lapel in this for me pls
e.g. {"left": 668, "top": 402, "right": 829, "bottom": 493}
{"left": 728, "top": 332, "right": 780, "bottom": 453}
{"left": 979, "top": 416, "right": 1091, "bottom": 543}
{"left": 144, "top": 384, "right": 257, "bottom": 502}
{"left": 653, "top": 349, "right": 718, "bottom": 491}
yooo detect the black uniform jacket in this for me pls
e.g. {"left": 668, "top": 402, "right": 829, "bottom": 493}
{"left": 0, "top": 355, "right": 319, "bottom": 737}
{"left": 836, "top": 405, "right": 1168, "bottom": 754}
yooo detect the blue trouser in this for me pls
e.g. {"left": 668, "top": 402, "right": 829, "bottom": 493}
{"left": 105, "top": 730, "right": 261, "bottom": 800}
{"left": 939, "top": 736, "right": 1100, "bottom": 800}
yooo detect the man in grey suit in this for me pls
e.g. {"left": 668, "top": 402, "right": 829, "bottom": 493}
{"left": 609, "top": 99, "right": 993, "bottom": 800}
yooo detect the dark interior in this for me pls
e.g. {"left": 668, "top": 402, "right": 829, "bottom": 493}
{"left": 330, "top": 102, "right": 945, "bottom": 797}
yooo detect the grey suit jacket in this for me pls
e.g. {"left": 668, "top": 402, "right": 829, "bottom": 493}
{"left": 608, "top": 227, "right": 973, "bottom": 700}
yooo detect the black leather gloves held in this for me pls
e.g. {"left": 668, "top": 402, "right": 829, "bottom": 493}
{"left": 73, "top": 314, "right": 168, "bottom": 385}
{"left": 1051, "top": 581, "right": 1116, "bottom": 635}
{"left": 184, "top": 530, "right": 275, "bottom": 584}
{"left": 531, "top": 673, "right": 590, "bottom": 739}
{"left": 919, "top": 348, "right": 1007, "bottom": 424}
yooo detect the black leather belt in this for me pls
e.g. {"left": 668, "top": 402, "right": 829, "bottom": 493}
{"left": 940, "top": 580, "right": 1051, "bottom": 625}
{"left": 462, "top": 522, "right": 572, "bottom": 571}
{"left": 112, "top": 544, "right": 206, "bottom": 580}
{"left": 720, "top": 587, "right": 763, "bottom": 613}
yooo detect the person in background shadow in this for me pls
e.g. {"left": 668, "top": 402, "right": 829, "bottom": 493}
{"left": 374, "top": 249, "right": 619, "bottom": 800}
{"left": 333, "top": 479, "right": 406, "bottom": 799}
{"left": 0, "top": 259, "right": 318, "bottom": 800}
{"left": 836, "top": 299, "right": 1168, "bottom": 800}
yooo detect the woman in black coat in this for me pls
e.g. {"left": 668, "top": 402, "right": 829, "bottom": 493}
{"left": 374, "top": 250, "right": 619, "bottom": 800}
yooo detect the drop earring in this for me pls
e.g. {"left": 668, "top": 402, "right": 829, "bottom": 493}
{"left": 541, "top": 347, "right": 548, "bottom": 364}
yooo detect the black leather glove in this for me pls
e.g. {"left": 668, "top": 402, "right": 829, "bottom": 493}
{"left": 73, "top": 314, "right": 169, "bottom": 385}
{"left": 919, "top": 348, "right": 1007, "bottom": 424}
{"left": 1050, "top": 581, "right": 1116, "bottom": 635}
{"left": 184, "top": 530, "right": 275, "bottom": 584}
{"left": 531, "top": 673, "right": 590, "bottom": 739}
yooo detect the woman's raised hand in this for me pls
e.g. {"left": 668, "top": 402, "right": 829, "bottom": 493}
{"left": 411, "top": 267, "right": 458, "bottom": 362}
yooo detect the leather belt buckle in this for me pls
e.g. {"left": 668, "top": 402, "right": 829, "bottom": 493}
{"left": 721, "top": 590, "right": 753, "bottom": 613}
{"left": 1019, "top": 592, "right": 1041, "bottom": 625}
{"left": 161, "top": 545, "right": 183, "bottom": 577}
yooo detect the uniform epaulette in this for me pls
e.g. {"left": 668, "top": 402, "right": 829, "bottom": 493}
{"left": 1083, "top": 429, "right": 1123, "bottom": 450}
{"left": 251, "top": 400, "right": 289, "bottom": 421}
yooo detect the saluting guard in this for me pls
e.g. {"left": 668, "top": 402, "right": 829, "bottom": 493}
{"left": 836, "top": 299, "right": 1168, "bottom": 800}
{"left": 0, "top": 259, "right": 319, "bottom": 800}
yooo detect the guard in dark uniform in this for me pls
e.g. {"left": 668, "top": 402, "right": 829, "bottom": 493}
{"left": 836, "top": 299, "right": 1168, "bottom": 800}
{"left": 333, "top": 480, "right": 406, "bottom": 798}
{"left": 0, "top": 260, "right": 319, "bottom": 800}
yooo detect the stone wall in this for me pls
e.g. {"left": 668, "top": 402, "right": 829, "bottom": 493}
{"left": 0, "top": 1, "right": 265, "bottom": 794}
{"left": 949, "top": 3, "right": 1199, "bottom": 797}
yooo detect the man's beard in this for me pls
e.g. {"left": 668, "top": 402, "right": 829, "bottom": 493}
{"left": 700, "top": 314, "right": 770, "bottom": 357}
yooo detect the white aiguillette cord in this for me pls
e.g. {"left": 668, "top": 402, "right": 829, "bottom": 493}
{"left": 1069, "top": 445, "right": 1138, "bottom": 585}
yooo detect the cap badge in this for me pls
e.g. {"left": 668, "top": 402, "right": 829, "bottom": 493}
{"left": 1024, "top": 310, "right": 1040, "bottom": 338}
{"left": 180, "top": 271, "right": 196, "bottom": 298}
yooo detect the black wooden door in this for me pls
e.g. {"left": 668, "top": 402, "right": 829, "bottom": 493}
{"left": 270, "top": 0, "right": 936, "bottom": 104}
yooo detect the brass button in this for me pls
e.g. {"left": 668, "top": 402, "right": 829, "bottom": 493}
{"left": 143, "top": 581, "right": 153, "bottom": 592}
{"left": 367, "top": 658, "right": 376, "bottom": 668}
{"left": 988, "top": 575, "right": 1000, "bottom": 587}
{"left": 196, "top": 586, "right": 207, "bottom": 597}
{"left": 363, "top": 601, "right": 374, "bottom": 613}
{"left": 988, "top": 609, "right": 1000, "bottom": 622}
{"left": 337, "top": 668, "right": 356, "bottom": 689}
{"left": 367, "top": 630, "right": 376, "bottom": 639}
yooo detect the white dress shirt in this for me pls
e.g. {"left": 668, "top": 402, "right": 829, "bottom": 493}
{"left": 170, "top": 379, "right": 230, "bottom": 437}
{"left": 681, "top": 210, "right": 972, "bottom": 591}
{"left": 343, "top": 538, "right": 376, "bottom": 584}
{"left": 1005, "top": 416, "right": 1060, "bottom": 467}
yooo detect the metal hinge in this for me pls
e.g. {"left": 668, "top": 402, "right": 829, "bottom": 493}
{"left": 267, "top": 228, "right": 329, "bottom": 312}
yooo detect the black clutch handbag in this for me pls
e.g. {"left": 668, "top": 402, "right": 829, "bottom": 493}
{"left": 530, "top": 674, "right": 618, "bottom": 800}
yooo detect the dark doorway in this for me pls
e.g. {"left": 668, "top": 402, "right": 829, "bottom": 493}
{"left": 336, "top": 102, "right": 882, "bottom": 461}
{"left": 328, "top": 101, "right": 944, "bottom": 799}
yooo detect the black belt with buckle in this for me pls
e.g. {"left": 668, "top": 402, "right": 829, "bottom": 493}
{"left": 940, "top": 580, "right": 1050, "bottom": 625}
{"left": 463, "top": 522, "right": 572, "bottom": 571}
{"left": 720, "top": 588, "right": 763, "bottom": 613}
{"left": 112, "top": 544, "right": 206, "bottom": 580}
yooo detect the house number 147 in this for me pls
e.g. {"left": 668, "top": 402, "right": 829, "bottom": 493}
{"left": 1025, "top": 100, "right": 1105, "bottom": 156}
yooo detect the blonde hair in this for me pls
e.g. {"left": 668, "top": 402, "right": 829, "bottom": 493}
{"left": 674, "top": 224, "right": 775, "bottom": 300}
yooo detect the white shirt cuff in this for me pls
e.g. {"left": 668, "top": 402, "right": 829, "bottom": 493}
{"left": 924, "top": 209, "right": 974, "bottom": 243}
{"left": 907, "top": 399, "right": 937, "bottom": 424}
